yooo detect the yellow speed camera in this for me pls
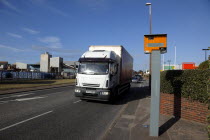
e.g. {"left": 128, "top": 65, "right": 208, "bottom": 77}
{"left": 144, "top": 34, "right": 167, "bottom": 54}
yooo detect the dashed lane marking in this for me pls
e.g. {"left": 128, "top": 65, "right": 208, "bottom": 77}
{"left": 73, "top": 100, "right": 81, "bottom": 104}
{"left": 0, "top": 93, "right": 35, "bottom": 100}
{"left": 15, "top": 96, "right": 46, "bottom": 102}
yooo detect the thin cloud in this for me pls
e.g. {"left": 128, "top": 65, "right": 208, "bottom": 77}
{"left": 6, "top": 32, "right": 22, "bottom": 39}
{"left": 29, "top": 0, "right": 68, "bottom": 17}
{"left": 0, "top": 44, "right": 24, "bottom": 52}
{"left": 31, "top": 45, "right": 82, "bottom": 54}
{"left": 22, "top": 28, "right": 40, "bottom": 34}
{"left": 77, "top": 0, "right": 107, "bottom": 10}
{"left": 0, "top": 0, "right": 21, "bottom": 13}
{"left": 39, "top": 36, "right": 60, "bottom": 43}
{"left": 46, "top": 5, "right": 68, "bottom": 17}
{"left": 39, "top": 36, "right": 62, "bottom": 48}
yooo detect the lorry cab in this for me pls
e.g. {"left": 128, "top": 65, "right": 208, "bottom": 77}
{"left": 75, "top": 45, "right": 133, "bottom": 102}
{"left": 75, "top": 50, "right": 119, "bottom": 101}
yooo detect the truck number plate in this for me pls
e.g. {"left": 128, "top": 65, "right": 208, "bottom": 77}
{"left": 86, "top": 90, "right": 95, "bottom": 94}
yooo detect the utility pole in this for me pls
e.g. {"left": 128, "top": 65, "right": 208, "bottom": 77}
{"left": 146, "top": 3, "right": 152, "bottom": 89}
{"left": 202, "top": 48, "right": 209, "bottom": 61}
{"left": 163, "top": 54, "right": 164, "bottom": 70}
{"left": 174, "top": 45, "right": 176, "bottom": 69}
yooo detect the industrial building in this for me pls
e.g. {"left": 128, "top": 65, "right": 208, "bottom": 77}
{"left": 50, "top": 57, "right": 63, "bottom": 73}
{"left": 40, "top": 52, "right": 52, "bottom": 73}
{"left": 16, "top": 62, "right": 29, "bottom": 71}
{"left": 0, "top": 52, "right": 78, "bottom": 78}
{"left": 0, "top": 61, "right": 8, "bottom": 70}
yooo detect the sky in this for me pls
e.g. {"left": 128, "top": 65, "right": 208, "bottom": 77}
{"left": 0, "top": 0, "right": 210, "bottom": 71}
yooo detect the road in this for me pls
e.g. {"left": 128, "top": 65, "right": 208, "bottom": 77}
{"left": 0, "top": 81, "right": 148, "bottom": 140}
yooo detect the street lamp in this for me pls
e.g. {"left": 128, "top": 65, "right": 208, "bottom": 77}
{"left": 202, "top": 48, "right": 210, "bottom": 61}
{"left": 146, "top": 3, "right": 152, "bottom": 34}
{"left": 145, "top": 3, "right": 152, "bottom": 89}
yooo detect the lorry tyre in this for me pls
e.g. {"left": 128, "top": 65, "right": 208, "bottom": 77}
{"left": 80, "top": 98, "right": 86, "bottom": 101}
{"left": 108, "top": 89, "right": 117, "bottom": 104}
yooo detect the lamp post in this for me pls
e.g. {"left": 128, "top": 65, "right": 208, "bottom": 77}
{"left": 163, "top": 54, "right": 164, "bottom": 70}
{"left": 146, "top": 3, "right": 152, "bottom": 89}
{"left": 146, "top": 3, "right": 152, "bottom": 34}
{"left": 202, "top": 48, "right": 210, "bottom": 61}
{"left": 174, "top": 45, "right": 176, "bottom": 68}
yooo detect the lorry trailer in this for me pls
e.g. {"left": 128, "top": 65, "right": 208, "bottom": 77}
{"left": 74, "top": 45, "right": 133, "bottom": 102}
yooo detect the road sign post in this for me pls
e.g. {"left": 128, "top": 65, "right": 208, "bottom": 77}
{"left": 150, "top": 50, "right": 161, "bottom": 136}
{"left": 144, "top": 34, "right": 167, "bottom": 137}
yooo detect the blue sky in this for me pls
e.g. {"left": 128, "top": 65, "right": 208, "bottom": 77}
{"left": 0, "top": 0, "right": 210, "bottom": 71}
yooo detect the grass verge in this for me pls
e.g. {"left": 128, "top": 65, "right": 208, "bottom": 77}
{"left": 0, "top": 79, "right": 75, "bottom": 91}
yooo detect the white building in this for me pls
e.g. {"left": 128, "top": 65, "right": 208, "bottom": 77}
{"left": 50, "top": 57, "right": 63, "bottom": 73}
{"left": 16, "top": 62, "right": 29, "bottom": 70}
{"left": 40, "top": 52, "right": 52, "bottom": 72}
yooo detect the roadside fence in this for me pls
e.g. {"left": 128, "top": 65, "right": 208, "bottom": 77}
{"left": 0, "top": 71, "right": 57, "bottom": 81}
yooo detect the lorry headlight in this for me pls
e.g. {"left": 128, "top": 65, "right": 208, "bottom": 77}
{"left": 75, "top": 89, "right": 81, "bottom": 93}
{"left": 100, "top": 91, "right": 109, "bottom": 95}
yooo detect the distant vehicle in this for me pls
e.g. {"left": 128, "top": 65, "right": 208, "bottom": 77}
{"left": 132, "top": 75, "right": 143, "bottom": 83}
{"left": 145, "top": 69, "right": 150, "bottom": 75}
{"left": 132, "top": 77, "right": 138, "bottom": 83}
{"left": 74, "top": 45, "right": 133, "bottom": 102}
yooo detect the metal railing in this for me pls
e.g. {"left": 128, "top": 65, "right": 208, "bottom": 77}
{"left": 0, "top": 71, "right": 57, "bottom": 81}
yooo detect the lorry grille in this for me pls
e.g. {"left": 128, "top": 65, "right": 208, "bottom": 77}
{"left": 82, "top": 83, "right": 100, "bottom": 87}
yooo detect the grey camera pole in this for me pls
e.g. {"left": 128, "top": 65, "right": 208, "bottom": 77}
{"left": 149, "top": 50, "right": 161, "bottom": 136}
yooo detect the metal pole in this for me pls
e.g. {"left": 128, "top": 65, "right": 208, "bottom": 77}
{"left": 174, "top": 45, "right": 176, "bottom": 69}
{"left": 149, "top": 5, "right": 152, "bottom": 34}
{"left": 205, "top": 50, "right": 207, "bottom": 61}
{"left": 150, "top": 50, "right": 161, "bottom": 136}
{"left": 202, "top": 49, "right": 209, "bottom": 61}
{"left": 146, "top": 3, "right": 152, "bottom": 89}
{"left": 149, "top": 4, "right": 152, "bottom": 87}
{"left": 163, "top": 54, "right": 164, "bottom": 70}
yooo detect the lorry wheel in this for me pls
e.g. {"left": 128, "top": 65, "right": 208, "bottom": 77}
{"left": 80, "top": 98, "right": 86, "bottom": 101}
{"left": 108, "top": 89, "right": 117, "bottom": 104}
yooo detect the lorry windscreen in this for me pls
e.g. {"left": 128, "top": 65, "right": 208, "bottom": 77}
{"left": 78, "top": 62, "right": 109, "bottom": 75}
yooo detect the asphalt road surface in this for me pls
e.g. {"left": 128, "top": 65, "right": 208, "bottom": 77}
{"left": 0, "top": 80, "right": 148, "bottom": 140}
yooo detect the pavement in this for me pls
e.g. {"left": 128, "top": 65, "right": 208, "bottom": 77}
{"left": 103, "top": 81, "right": 208, "bottom": 140}
{"left": 0, "top": 80, "right": 208, "bottom": 140}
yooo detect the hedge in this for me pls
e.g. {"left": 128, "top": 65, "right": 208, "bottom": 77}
{"left": 160, "top": 70, "right": 210, "bottom": 103}
{"left": 198, "top": 60, "right": 210, "bottom": 70}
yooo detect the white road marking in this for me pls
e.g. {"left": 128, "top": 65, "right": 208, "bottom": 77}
{"left": 0, "top": 96, "right": 46, "bottom": 103}
{"left": 0, "top": 90, "right": 67, "bottom": 101}
{"left": 0, "top": 110, "right": 53, "bottom": 132}
{"left": 73, "top": 100, "right": 81, "bottom": 104}
{"left": 14, "top": 93, "right": 36, "bottom": 97}
{"left": 15, "top": 96, "right": 46, "bottom": 102}
{"left": 0, "top": 93, "right": 35, "bottom": 100}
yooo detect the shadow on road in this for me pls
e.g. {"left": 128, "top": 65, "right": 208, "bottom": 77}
{"left": 115, "top": 84, "right": 151, "bottom": 105}
{"left": 86, "top": 81, "right": 151, "bottom": 106}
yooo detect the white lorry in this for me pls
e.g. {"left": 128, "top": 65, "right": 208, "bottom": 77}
{"left": 74, "top": 45, "right": 133, "bottom": 102}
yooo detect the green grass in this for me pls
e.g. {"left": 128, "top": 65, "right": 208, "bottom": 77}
{"left": 0, "top": 79, "right": 75, "bottom": 91}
